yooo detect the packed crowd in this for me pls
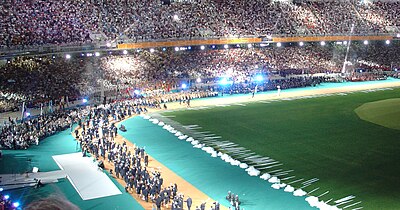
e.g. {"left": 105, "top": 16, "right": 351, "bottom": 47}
{"left": 74, "top": 100, "right": 218, "bottom": 210}
{"left": 1, "top": 0, "right": 400, "bottom": 48}
{"left": 0, "top": 110, "right": 74, "bottom": 149}
{"left": 2, "top": 40, "right": 400, "bottom": 112}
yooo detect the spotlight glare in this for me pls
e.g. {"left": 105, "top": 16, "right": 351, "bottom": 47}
{"left": 247, "top": 44, "right": 252, "bottom": 48}
{"left": 95, "top": 52, "right": 100, "bottom": 57}
{"left": 65, "top": 54, "right": 71, "bottom": 59}
{"left": 200, "top": 45, "right": 205, "bottom": 50}
{"left": 255, "top": 75, "right": 263, "bottom": 82}
{"left": 82, "top": 98, "right": 88, "bottom": 103}
{"left": 320, "top": 41, "right": 326, "bottom": 46}
{"left": 13, "top": 202, "right": 20, "bottom": 208}
{"left": 123, "top": 50, "right": 128, "bottom": 55}
{"left": 150, "top": 48, "right": 155, "bottom": 53}
{"left": 363, "top": 40, "right": 368, "bottom": 45}
{"left": 212, "top": 45, "right": 216, "bottom": 49}
{"left": 224, "top": 44, "right": 229, "bottom": 49}
{"left": 385, "top": 40, "right": 390, "bottom": 45}
{"left": 196, "top": 78, "right": 201, "bottom": 83}
{"left": 181, "top": 83, "right": 187, "bottom": 89}
{"left": 277, "top": 42, "right": 282, "bottom": 47}
{"left": 106, "top": 42, "right": 111, "bottom": 47}
{"left": 4, "top": 195, "right": 10, "bottom": 200}
{"left": 175, "top": 47, "right": 180, "bottom": 52}
{"left": 134, "top": 90, "right": 140, "bottom": 95}
{"left": 299, "top": 42, "right": 304, "bottom": 46}
{"left": 0, "top": 188, "right": 3, "bottom": 192}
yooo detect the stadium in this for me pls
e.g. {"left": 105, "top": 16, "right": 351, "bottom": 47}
{"left": 1, "top": 0, "right": 400, "bottom": 210}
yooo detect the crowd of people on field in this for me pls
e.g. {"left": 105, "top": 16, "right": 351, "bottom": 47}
{"left": 1, "top": 0, "right": 400, "bottom": 48}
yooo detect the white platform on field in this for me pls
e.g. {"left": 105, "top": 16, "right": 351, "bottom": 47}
{"left": 52, "top": 153, "right": 122, "bottom": 200}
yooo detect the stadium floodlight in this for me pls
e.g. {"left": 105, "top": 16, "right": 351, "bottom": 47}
{"left": 277, "top": 42, "right": 282, "bottom": 47}
{"left": 123, "top": 50, "right": 128, "bottom": 55}
{"left": 200, "top": 45, "right": 205, "bottom": 50}
{"left": 299, "top": 42, "right": 304, "bottom": 46}
{"left": 181, "top": 83, "right": 187, "bottom": 89}
{"left": 13, "top": 202, "right": 20, "bottom": 208}
{"left": 224, "top": 44, "right": 229, "bottom": 49}
{"left": 106, "top": 42, "right": 111, "bottom": 47}
{"left": 363, "top": 40, "right": 368, "bottom": 45}
{"left": 320, "top": 41, "right": 326, "bottom": 46}
{"left": 65, "top": 54, "right": 71, "bottom": 59}
{"left": 247, "top": 44, "right": 252, "bottom": 48}
{"left": 196, "top": 78, "right": 201, "bottom": 83}
{"left": 385, "top": 40, "right": 390, "bottom": 45}
{"left": 175, "top": 47, "right": 180, "bottom": 52}
{"left": 95, "top": 52, "right": 100, "bottom": 57}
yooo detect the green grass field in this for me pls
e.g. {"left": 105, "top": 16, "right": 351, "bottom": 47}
{"left": 165, "top": 88, "right": 400, "bottom": 210}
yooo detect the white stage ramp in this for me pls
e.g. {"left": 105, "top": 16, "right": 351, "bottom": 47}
{"left": 52, "top": 153, "right": 122, "bottom": 200}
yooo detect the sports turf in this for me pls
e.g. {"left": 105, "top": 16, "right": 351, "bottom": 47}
{"left": 165, "top": 88, "right": 400, "bottom": 210}
{"left": 355, "top": 98, "right": 400, "bottom": 130}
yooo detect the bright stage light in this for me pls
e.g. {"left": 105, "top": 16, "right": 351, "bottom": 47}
{"left": 0, "top": 188, "right": 3, "bottom": 192}
{"left": 65, "top": 54, "right": 71, "bottom": 59}
{"left": 224, "top": 44, "right": 229, "bottom": 49}
{"left": 95, "top": 52, "right": 100, "bottom": 57}
{"left": 363, "top": 40, "right": 368, "bottom": 45}
{"left": 123, "top": 50, "right": 128, "bottom": 55}
{"left": 277, "top": 42, "right": 282, "bottom": 47}
{"left": 196, "top": 78, "right": 201, "bottom": 83}
{"left": 247, "top": 44, "right": 252, "bottom": 48}
{"left": 181, "top": 83, "right": 187, "bottom": 89}
{"left": 343, "top": 41, "right": 348, "bottom": 45}
{"left": 320, "top": 41, "right": 326, "bottom": 46}
{"left": 200, "top": 45, "right": 205, "bottom": 50}
{"left": 299, "top": 42, "right": 304, "bottom": 46}
{"left": 255, "top": 75, "right": 263, "bottom": 82}
{"left": 162, "top": 48, "right": 166, "bottom": 51}
{"left": 82, "top": 98, "right": 88, "bottom": 103}
{"left": 13, "top": 202, "right": 20, "bottom": 208}
{"left": 212, "top": 45, "right": 216, "bottom": 49}
{"left": 4, "top": 195, "right": 10, "bottom": 200}
{"left": 150, "top": 48, "right": 155, "bottom": 53}
{"left": 134, "top": 90, "right": 140, "bottom": 95}
{"left": 175, "top": 47, "right": 180, "bottom": 52}
{"left": 385, "top": 40, "right": 390, "bottom": 45}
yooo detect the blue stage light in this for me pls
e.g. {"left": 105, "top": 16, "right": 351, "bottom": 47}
{"left": 255, "top": 75, "right": 263, "bottom": 82}
{"left": 0, "top": 188, "right": 3, "bottom": 192}
{"left": 181, "top": 83, "right": 187, "bottom": 89}
{"left": 4, "top": 195, "right": 10, "bottom": 200}
{"left": 13, "top": 202, "right": 20, "bottom": 208}
{"left": 82, "top": 98, "right": 88, "bottom": 103}
{"left": 134, "top": 90, "right": 140, "bottom": 95}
